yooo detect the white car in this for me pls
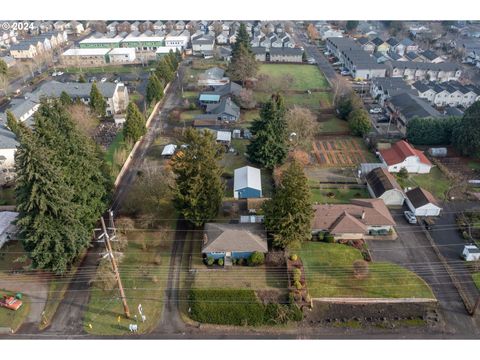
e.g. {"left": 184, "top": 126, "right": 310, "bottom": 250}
{"left": 100, "top": 77, "right": 107, "bottom": 83}
{"left": 324, "top": 51, "right": 330, "bottom": 56}
{"left": 51, "top": 72, "right": 58, "bottom": 77}
{"left": 340, "top": 70, "right": 350, "bottom": 76}
{"left": 404, "top": 211, "right": 417, "bottom": 224}
{"left": 57, "top": 71, "right": 64, "bottom": 76}
{"left": 369, "top": 108, "right": 383, "bottom": 114}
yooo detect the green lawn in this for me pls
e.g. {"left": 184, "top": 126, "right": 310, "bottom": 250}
{"left": 83, "top": 228, "right": 174, "bottom": 335}
{"left": 310, "top": 187, "right": 370, "bottom": 204}
{"left": 258, "top": 64, "right": 329, "bottom": 90}
{"left": 473, "top": 273, "right": 480, "bottom": 291}
{"left": 104, "top": 131, "right": 126, "bottom": 168}
{"left": 299, "top": 242, "right": 434, "bottom": 299}
{"left": 467, "top": 161, "right": 480, "bottom": 171}
{"left": 0, "top": 187, "right": 15, "bottom": 206}
{"left": 319, "top": 117, "right": 350, "bottom": 133}
{"left": 0, "top": 291, "right": 30, "bottom": 332}
{"left": 396, "top": 167, "right": 451, "bottom": 200}
{"left": 254, "top": 91, "right": 332, "bottom": 109}
{"left": 220, "top": 139, "right": 249, "bottom": 177}
{"left": 179, "top": 109, "right": 203, "bottom": 121}
{"left": 182, "top": 91, "right": 198, "bottom": 102}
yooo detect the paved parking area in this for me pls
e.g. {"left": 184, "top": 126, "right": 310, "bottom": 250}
{"left": 367, "top": 208, "right": 480, "bottom": 336}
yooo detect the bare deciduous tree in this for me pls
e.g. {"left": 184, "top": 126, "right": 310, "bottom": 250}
{"left": 234, "top": 88, "right": 256, "bottom": 109}
{"left": 285, "top": 106, "right": 318, "bottom": 148}
{"left": 69, "top": 103, "right": 100, "bottom": 137}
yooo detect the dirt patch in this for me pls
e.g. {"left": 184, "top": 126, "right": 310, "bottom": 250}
{"left": 303, "top": 301, "right": 441, "bottom": 329}
{"left": 265, "top": 251, "right": 286, "bottom": 267}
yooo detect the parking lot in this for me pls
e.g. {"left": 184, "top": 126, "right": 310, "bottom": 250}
{"left": 367, "top": 207, "right": 480, "bottom": 335}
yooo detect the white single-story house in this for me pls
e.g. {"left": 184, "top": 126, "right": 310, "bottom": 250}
{"left": 233, "top": 166, "right": 262, "bottom": 199}
{"left": 405, "top": 187, "right": 442, "bottom": 217}
{"left": 379, "top": 140, "right": 433, "bottom": 174}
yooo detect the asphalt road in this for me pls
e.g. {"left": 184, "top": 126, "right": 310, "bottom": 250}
{"left": 367, "top": 208, "right": 480, "bottom": 337}
{"left": 428, "top": 201, "right": 480, "bottom": 308}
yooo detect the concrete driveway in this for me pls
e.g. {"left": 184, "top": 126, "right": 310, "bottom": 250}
{"left": 367, "top": 208, "right": 480, "bottom": 337}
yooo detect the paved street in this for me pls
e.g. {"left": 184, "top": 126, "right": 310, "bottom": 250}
{"left": 367, "top": 208, "right": 480, "bottom": 337}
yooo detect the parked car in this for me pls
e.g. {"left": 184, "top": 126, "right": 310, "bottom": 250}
{"left": 423, "top": 218, "right": 435, "bottom": 230}
{"left": 100, "top": 77, "right": 107, "bottom": 83}
{"left": 89, "top": 76, "right": 97, "bottom": 83}
{"left": 307, "top": 58, "right": 317, "bottom": 64}
{"left": 56, "top": 71, "right": 64, "bottom": 76}
{"left": 332, "top": 61, "right": 342, "bottom": 66}
{"left": 0, "top": 295, "right": 22, "bottom": 311}
{"left": 340, "top": 70, "right": 350, "bottom": 76}
{"left": 355, "top": 81, "right": 368, "bottom": 85}
{"left": 51, "top": 71, "right": 58, "bottom": 77}
{"left": 369, "top": 107, "right": 383, "bottom": 114}
{"left": 404, "top": 211, "right": 417, "bottom": 224}
{"left": 324, "top": 51, "right": 330, "bottom": 56}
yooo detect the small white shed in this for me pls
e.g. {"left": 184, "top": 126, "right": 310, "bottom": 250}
{"left": 462, "top": 245, "right": 480, "bottom": 261}
{"left": 405, "top": 187, "right": 442, "bottom": 217}
{"left": 161, "top": 144, "right": 177, "bottom": 157}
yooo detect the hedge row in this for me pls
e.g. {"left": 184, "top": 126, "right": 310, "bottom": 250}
{"left": 189, "top": 289, "right": 302, "bottom": 326}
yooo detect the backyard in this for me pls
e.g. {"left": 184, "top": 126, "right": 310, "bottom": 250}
{"left": 311, "top": 187, "right": 370, "bottom": 204}
{"left": 299, "top": 242, "right": 434, "bottom": 299}
{"left": 396, "top": 167, "right": 451, "bottom": 200}
{"left": 257, "top": 64, "right": 330, "bottom": 90}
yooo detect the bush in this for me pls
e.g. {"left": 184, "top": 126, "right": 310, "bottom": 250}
{"left": 288, "top": 291, "right": 296, "bottom": 305}
{"left": 324, "top": 234, "right": 335, "bottom": 243}
{"left": 353, "top": 259, "right": 369, "bottom": 279}
{"left": 206, "top": 256, "right": 214, "bottom": 266}
{"left": 317, "top": 232, "right": 325, "bottom": 242}
{"left": 248, "top": 251, "right": 265, "bottom": 266}
{"left": 293, "top": 268, "right": 302, "bottom": 282}
{"left": 218, "top": 258, "right": 224, "bottom": 266}
{"left": 294, "top": 280, "right": 303, "bottom": 290}
{"left": 462, "top": 231, "right": 470, "bottom": 240}
{"left": 398, "top": 167, "right": 409, "bottom": 179}
{"left": 289, "top": 254, "right": 298, "bottom": 261}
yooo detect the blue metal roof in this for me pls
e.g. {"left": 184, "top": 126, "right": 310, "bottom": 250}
{"left": 199, "top": 94, "right": 220, "bottom": 102}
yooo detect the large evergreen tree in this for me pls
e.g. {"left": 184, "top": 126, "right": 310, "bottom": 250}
{"left": 170, "top": 128, "right": 224, "bottom": 226}
{"left": 146, "top": 73, "right": 164, "bottom": 105}
{"left": 452, "top": 101, "right": 480, "bottom": 157}
{"left": 60, "top": 90, "right": 72, "bottom": 106}
{"left": 347, "top": 108, "right": 371, "bottom": 136}
{"left": 155, "top": 57, "right": 174, "bottom": 84}
{"left": 227, "top": 43, "right": 258, "bottom": 86}
{"left": 123, "top": 102, "right": 146, "bottom": 143}
{"left": 231, "top": 23, "right": 251, "bottom": 57}
{"left": 89, "top": 82, "right": 106, "bottom": 117}
{"left": 11, "top": 100, "right": 110, "bottom": 273}
{"left": 263, "top": 161, "right": 314, "bottom": 249}
{"left": 247, "top": 94, "right": 288, "bottom": 169}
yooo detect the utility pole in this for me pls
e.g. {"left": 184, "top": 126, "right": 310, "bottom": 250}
{"left": 100, "top": 216, "right": 130, "bottom": 319}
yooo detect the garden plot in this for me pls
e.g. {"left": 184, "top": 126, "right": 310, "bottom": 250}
{"left": 312, "top": 138, "right": 371, "bottom": 168}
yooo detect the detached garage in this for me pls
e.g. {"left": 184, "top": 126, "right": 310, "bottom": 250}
{"left": 234, "top": 166, "right": 262, "bottom": 199}
{"left": 405, "top": 187, "right": 442, "bottom": 217}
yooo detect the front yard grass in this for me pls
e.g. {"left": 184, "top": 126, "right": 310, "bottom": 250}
{"left": 396, "top": 167, "right": 451, "bottom": 200}
{"left": 0, "top": 291, "right": 30, "bottom": 332}
{"left": 310, "top": 187, "right": 370, "bottom": 204}
{"left": 83, "top": 227, "right": 174, "bottom": 335}
{"left": 299, "top": 242, "right": 434, "bottom": 299}
{"left": 258, "top": 64, "right": 329, "bottom": 90}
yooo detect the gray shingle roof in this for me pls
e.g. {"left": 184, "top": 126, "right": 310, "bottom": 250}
{"left": 269, "top": 47, "right": 302, "bottom": 56}
{"left": 390, "top": 61, "right": 461, "bottom": 72}
{"left": 0, "top": 124, "right": 19, "bottom": 149}
{"left": 389, "top": 93, "right": 442, "bottom": 120}
{"left": 202, "top": 223, "right": 268, "bottom": 253}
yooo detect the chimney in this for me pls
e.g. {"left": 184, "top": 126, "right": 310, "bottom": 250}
{"left": 361, "top": 210, "right": 366, "bottom": 220}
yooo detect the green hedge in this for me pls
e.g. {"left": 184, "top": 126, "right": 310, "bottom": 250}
{"left": 189, "top": 289, "right": 265, "bottom": 326}
{"left": 189, "top": 289, "right": 303, "bottom": 326}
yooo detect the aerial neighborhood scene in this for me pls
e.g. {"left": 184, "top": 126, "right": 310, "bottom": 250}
{"left": 1, "top": 13, "right": 480, "bottom": 349}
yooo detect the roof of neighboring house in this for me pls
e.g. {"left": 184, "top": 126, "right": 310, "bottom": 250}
{"left": 388, "top": 92, "right": 442, "bottom": 121}
{"left": 216, "top": 130, "right": 231, "bottom": 142}
{"left": 0, "top": 211, "right": 18, "bottom": 237}
{"left": 386, "top": 37, "right": 399, "bottom": 47}
{"left": 406, "top": 187, "right": 439, "bottom": 208}
{"left": 234, "top": 166, "right": 262, "bottom": 192}
{"left": 251, "top": 47, "right": 267, "bottom": 55}
{"left": 202, "top": 223, "right": 268, "bottom": 253}
{"left": 192, "top": 35, "right": 215, "bottom": 45}
{"left": 371, "top": 37, "right": 386, "bottom": 46}
{"left": 390, "top": 60, "right": 461, "bottom": 72}
{"left": 360, "top": 162, "right": 387, "bottom": 176}
{"left": 10, "top": 42, "right": 36, "bottom": 51}
{"left": 357, "top": 37, "right": 372, "bottom": 45}
{"left": 203, "top": 67, "right": 225, "bottom": 80}
{"left": 399, "top": 38, "right": 415, "bottom": 46}
{"left": 366, "top": 167, "right": 403, "bottom": 197}
{"left": 210, "top": 82, "right": 243, "bottom": 97}
{"left": 62, "top": 48, "right": 110, "bottom": 56}
{"left": 37, "top": 81, "right": 118, "bottom": 99}
{"left": 199, "top": 94, "right": 221, "bottom": 102}
{"left": 444, "top": 106, "right": 464, "bottom": 117}
{"left": 412, "top": 81, "right": 432, "bottom": 93}
{"left": 269, "top": 47, "right": 303, "bottom": 56}
{"left": 379, "top": 140, "right": 432, "bottom": 167}
{"left": 0, "top": 124, "right": 19, "bottom": 150}
{"left": 311, "top": 199, "right": 396, "bottom": 233}
{"left": 206, "top": 98, "right": 240, "bottom": 119}
{"left": 420, "top": 50, "right": 440, "bottom": 61}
